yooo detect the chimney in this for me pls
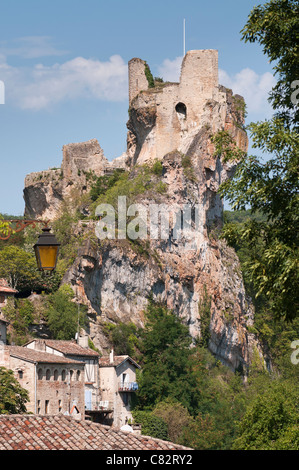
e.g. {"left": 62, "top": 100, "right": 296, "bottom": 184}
{"left": 78, "top": 334, "right": 89, "bottom": 348}
{"left": 35, "top": 340, "right": 46, "bottom": 352}
{"left": 109, "top": 349, "right": 114, "bottom": 364}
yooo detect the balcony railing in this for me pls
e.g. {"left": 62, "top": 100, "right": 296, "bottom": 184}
{"left": 85, "top": 400, "right": 113, "bottom": 412}
{"left": 118, "top": 381, "right": 138, "bottom": 392}
{"left": 98, "top": 400, "right": 113, "bottom": 411}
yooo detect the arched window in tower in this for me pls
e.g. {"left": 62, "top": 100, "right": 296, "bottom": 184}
{"left": 175, "top": 102, "right": 187, "bottom": 120}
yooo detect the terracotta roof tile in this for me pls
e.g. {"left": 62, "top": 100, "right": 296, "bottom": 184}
{"left": 99, "top": 354, "right": 140, "bottom": 369}
{"left": 24, "top": 339, "right": 99, "bottom": 357}
{"left": 0, "top": 285, "right": 18, "bottom": 294}
{"left": 7, "top": 346, "right": 83, "bottom": 365}
{"left": 42, "top": 339, "right": 99, "bottom": 357}
{"left": 0, "top": 415, "right": 192, "bottom": 450}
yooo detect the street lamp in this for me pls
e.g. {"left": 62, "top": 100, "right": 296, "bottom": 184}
{"left": 34, "top": 226, "right": 60, "bottom": 272}
{"left": 0, "top": 219, "right": 60, "bottom": 272}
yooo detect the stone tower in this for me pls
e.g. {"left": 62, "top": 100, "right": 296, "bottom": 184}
{"left": 128, "top": 58, "right": 150, "bottom": 104}
{"left": 127, "top": 50, "right": 235, "bottom": 166}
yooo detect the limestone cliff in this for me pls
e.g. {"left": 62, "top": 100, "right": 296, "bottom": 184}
{"left": 23, "top": 50, "right": 264, "bottom": 373}
{"left": 23, "top": 139, "right": 128, "bottom": 220}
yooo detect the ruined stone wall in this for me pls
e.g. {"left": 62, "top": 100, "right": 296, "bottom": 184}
{"left": 62, "top": 138, "right": 108, "bottom": 180}
{"left": 128, "top": 58, "right": 149, "bottom": 104}
{"left": 127, "top": 50, "right": 237, "bottom": 165}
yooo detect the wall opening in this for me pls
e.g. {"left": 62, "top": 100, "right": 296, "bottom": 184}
{"left": 175, "top": 102, "right": 187, "bottom": 119}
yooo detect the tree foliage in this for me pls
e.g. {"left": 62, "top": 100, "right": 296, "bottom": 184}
{"left": 136, "top": 301, "right": 201, "bottom": 415}
{"left": 0, "top": 245, "right": 41, "bottom": 293}
{"left": 0, "top": 367, "right": 29, "bottom": 414}
{"left": 45, "top": 284, "right": 87, "bottom": 340}
{"left": 103, "top": 321, "right": 141, "bottom": 359}
{"left": 240, "top": 0, "right": 299, "bottom": 128}
{"left": 232, "top": 381, "right": 299, "bottom": 450}
{"left": 132, "top": 410, "right": 169, "bottom": 440}
{"left": 219, "top": 0, "right": 299, "bottom": 321}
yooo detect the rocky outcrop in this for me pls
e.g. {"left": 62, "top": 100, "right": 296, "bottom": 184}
{"left": 23, "top": 139, "right": 128, "bottom": 220}
{"left": 62, "top": 146, "right": 262, "bottom": 373}
{"left": 23, "top": 50, "right": 265, "bottom": 373}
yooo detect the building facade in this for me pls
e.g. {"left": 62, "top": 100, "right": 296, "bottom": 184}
{"left": 0, "top": 279, "right": 17, "bottom": 345}
{"left": 99, "top": 350, "right": 140, "bottom": 427}
{"left": 24, "top": 338, "right": 100, "bottom": 415}
{"left": 0, "top": 345, "right": 85, "bottom": 418}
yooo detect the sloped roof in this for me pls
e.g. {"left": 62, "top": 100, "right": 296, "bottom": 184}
{"left": 7, "top": 346, "right": 83, "bottom": 365}
{"left": 99, "top": 355, "right": 140, "bottom": 369}
{"left": 0, "top": 415, "right": 192, "bottom": 450}
{"left": 25, "top": 339, "right": 99, "bottom": 357}
{"left": 0, "top": 284, "right": 18, "bottom": 294}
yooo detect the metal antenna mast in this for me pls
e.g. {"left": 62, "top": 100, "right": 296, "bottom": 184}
{"left": 183, "top": 18, "right": 186, "bottom": 56}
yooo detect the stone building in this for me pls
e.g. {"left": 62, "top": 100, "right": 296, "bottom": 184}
{"left": 0, "top": 317, "right": 8, "bottom": 345}
{"left": 0, "top": 338, "right": 140, "bottom": 427}
{"left": 0, "top": 279, "right": 18, "bottom": 309}
{"left": 99, "top": 350, "right": 140, "bottom": 428}
{"left": 0, "top": 344, "right": 85, "bottom": 419}
{"left": 127, "top": 50, "right": 246, "bottom": 166}
{"left": 24, "top": 338, "right": 100, "bottom": 416}
{"left": 0, "top": 279, "right": 18, "bottom": 345}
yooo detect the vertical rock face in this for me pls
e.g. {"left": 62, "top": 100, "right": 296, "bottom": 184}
{"left": 23, "top": 139, "right": 127, "bottom": 220}
{"left": 23, "top": 50, "right": 264, "bottom": 372}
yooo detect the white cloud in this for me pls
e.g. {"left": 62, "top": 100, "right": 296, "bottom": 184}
{"left": 1, "top": 54, "right": 128, "bottom": 110}
{"left": 157, "top": 56, "right": 183, "bottom": 82}
{"left": 0, "top": 43, "right": 275, "bottom": 115}
{"left": 0, "top": 36, "right": 68, "bottom": 59}
{"left": 156, "top": 56, "right": 275, "bottom": 118}
{"left": 219, "top": 67, "right": 276, "bottom": 116}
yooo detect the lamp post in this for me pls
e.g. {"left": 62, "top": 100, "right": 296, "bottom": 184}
{"left": 34, "top": 227, "right": 60, "bottom": 272}
{"left": 0, "top": 219, "right": 60, "bottom": 272}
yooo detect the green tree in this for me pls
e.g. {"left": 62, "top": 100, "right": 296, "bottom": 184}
{"left": 103, "top": 321, "right": 141, "bottom": 359}
{"left": 232, "top": 381, "right": 299, "bottom": 450}
{"left": 132, "top": 410, "right": 169, "bottom": 440}
{"left": 153, "top": 398, "right": 191, "bottom": 444}
{"left": 0, "top": 367, "right": 29, "bottom": 414}
{"left": 136, "top": 301, "right": 201, "bottom": 415}
{"left": 0, "top": 245, "right": 40, "bottom": 293}
{"left": 45, "top": 284, "right": 87, "bottom": 340}
{"left": 219, "top": 0, "right": 299, "bottom": 321}
{"left": 179, "top": 412, "right": 224, "bottom": 450}
{"left": 3, "top": 298, "right": 35, "bottom": 345}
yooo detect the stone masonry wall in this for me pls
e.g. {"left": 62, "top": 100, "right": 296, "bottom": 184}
{"left": 128, "top": 58, "right": 149, "bottom": 104}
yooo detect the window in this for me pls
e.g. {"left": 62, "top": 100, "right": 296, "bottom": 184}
{"left": 61, "top": 370, "right": 66, "bottom": 381}
{"left": 45, "top": 400, "right": 49, "bottom": 414}
{"left": 76, "top": 370, "right": 81, "bottom": 381}
{"left": 46, "top": 369, "right": 51, "bottom": 380}
{"left": 58, "top": 400, "right": 62, "bottom": 413}
{"left": 54, "top": 369, "right": 59, "bottom": 381}
{"left": 122, "top": 393, "right": 129, "bottom": 406}
{"left": 38, "top": 368, "right": 43, "bottom": 380}
{"left": 85, "top": 359, "right": 95, "bottom": 383}
{"left": 18, "top": 370, "right": 23, "bottom": 379}
{"left": 37, "top": 400, "right": 41, "bottom": 414}
{"left": 175, "top": 102, "right": 187, "bottom": 119}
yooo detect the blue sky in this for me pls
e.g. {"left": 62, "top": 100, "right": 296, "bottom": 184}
{"left": 0, "top": 0, "right": 274, "bottom": 215}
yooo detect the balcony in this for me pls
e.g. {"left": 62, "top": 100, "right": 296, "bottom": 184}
{"left": 85, "top": 400, "right": 113, "bottom": 412}
{"left": 118, "top": 381, "right": 138, "bottom": 392}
